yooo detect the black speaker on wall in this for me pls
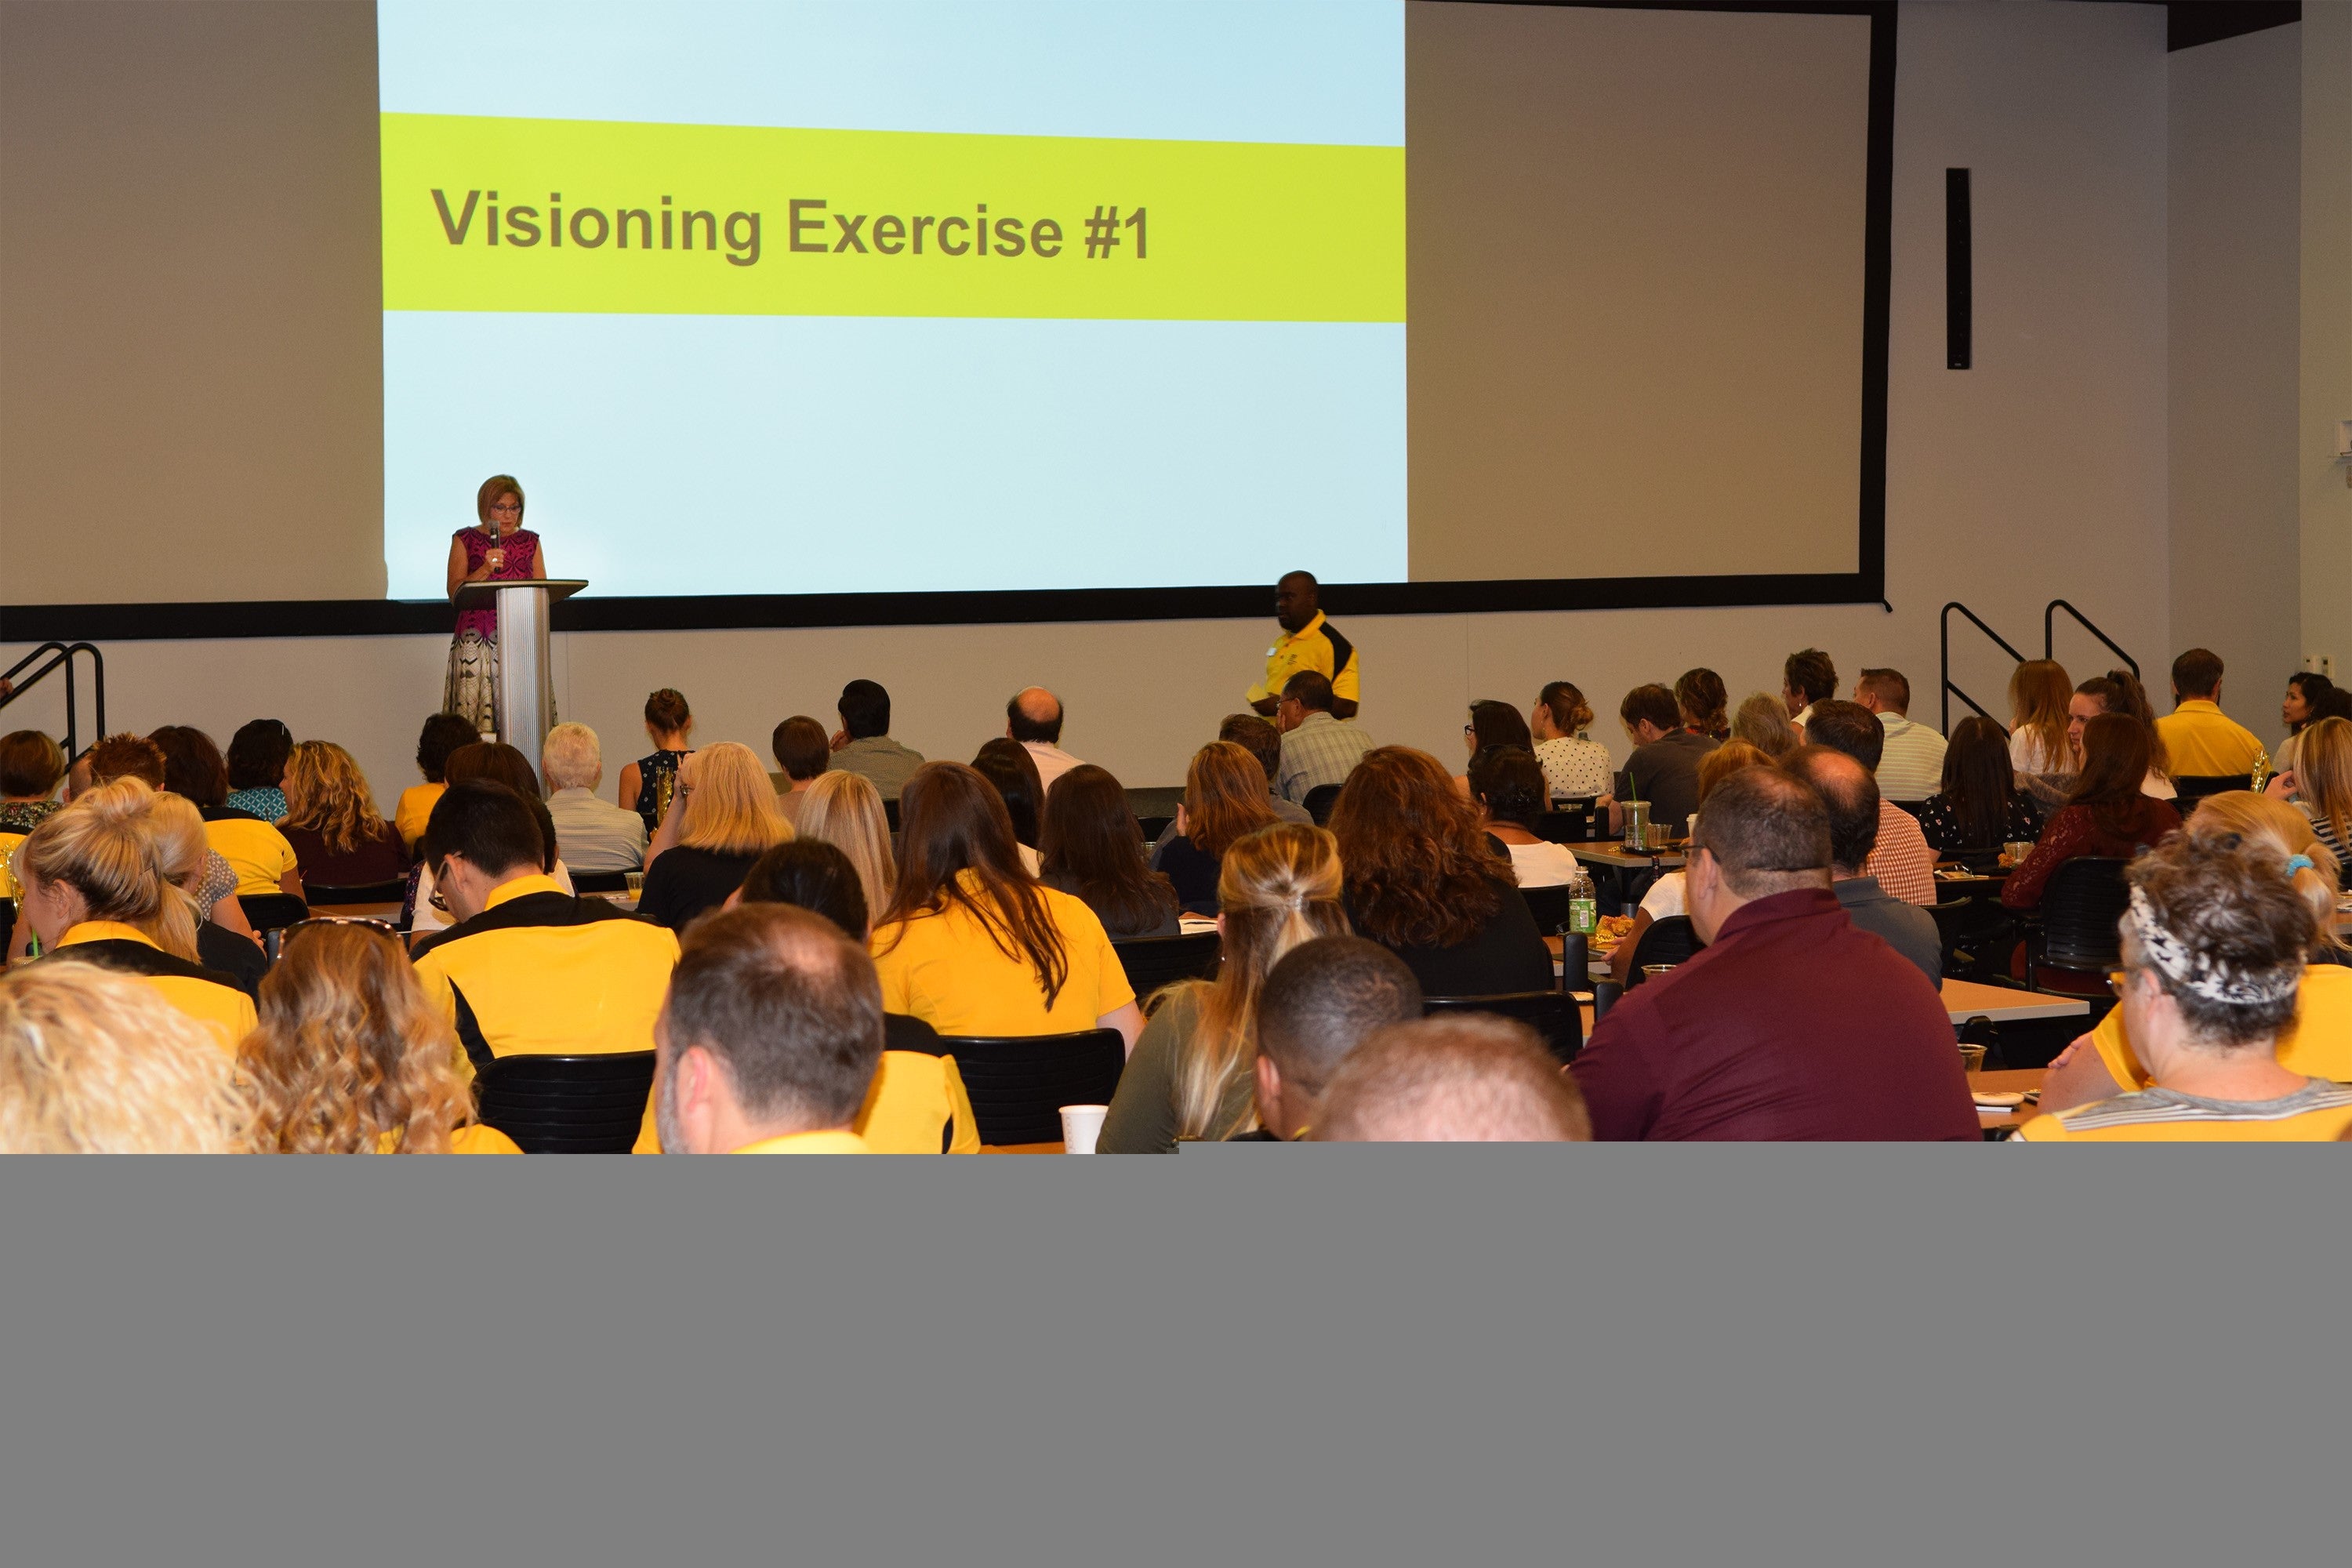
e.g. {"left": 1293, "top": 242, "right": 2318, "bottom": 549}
{"left": 1946, "top": 168, "right": 1971, "bottom": 370}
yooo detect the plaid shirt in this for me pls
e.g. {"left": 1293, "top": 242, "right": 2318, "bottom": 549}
{"left": 1278, "top": 713, "right": 1377, "bottom": 803}
{"left": 1864, "top": 800, "right": 1937, "bottom": 906}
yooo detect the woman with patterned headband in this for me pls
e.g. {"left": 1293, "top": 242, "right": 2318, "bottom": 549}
{"left": 2018, "top": 824, "right": 2352, "bottom": 1141}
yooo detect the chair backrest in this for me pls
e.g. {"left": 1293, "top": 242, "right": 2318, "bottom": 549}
{"left": 302, "top": 879, "right": 408, "bottom": 906}
{"left": 1136, "top": 815, "right": 1174, "bottom": 847}
{"left": 238, "top": 893, "right": 310, "bottom": 932}
{"left": 0, "top": 897, "right": 13, "bottom": 958}
{"left": 1301, "top": 783, "right": 1343, "bottom": 826}
{"left": 1112, "top": 931, "right": 1223, "bottom": 1000}
{"left": 569, "top": 869, "right": 630, "bottom": 895}
{"left": 937, "top": 1029, "right": 1127, "bottom": 1145}
{"left": 883, "top": 796, "right": 902, "bottom": 831}
{"left": 474, "top": 1051, "right": 659, "bottom": 1152}
{"left": 2171, "top": 774, "right": 2245, "bottom": 808}
{"left": 1421, "top": 991, "right": 1584, "bottom": 1064}
{"left": 1626, "top": 915, "right": 1700, "bottom": 983}
{"left": 1534, "top": 800, "right": 1599, "bottom": 843}
{"left": 2040, "top": 856, "right": 2132, "bottom": 971}
{"left": 1518, "top": 883, "right": 1578, "bottom": 935}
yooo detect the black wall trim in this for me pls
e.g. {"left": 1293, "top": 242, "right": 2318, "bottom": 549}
{"left": 2167, "top": 2, "right": 2298, "bottom": 53}
{"left": 5, "top": 0, "right": 1896, "bottom": 645}
{"left": 1945, "top": 168, "right": 1973, "bottom": 370}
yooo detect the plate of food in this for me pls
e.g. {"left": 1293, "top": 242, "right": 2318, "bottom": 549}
{"left": 1589, "top": 914, "right": 1637, "bottom": 954}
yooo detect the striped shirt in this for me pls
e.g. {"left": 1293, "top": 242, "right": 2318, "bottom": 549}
{"left": 1873, "top": 714, "right": 1947, "bottom": 804}
{"left": 2014, "top": 1080, "right": 2352, "bottom": 1142}
{"left": 1277, "top": 711, "right": 1377, "bottom": 804}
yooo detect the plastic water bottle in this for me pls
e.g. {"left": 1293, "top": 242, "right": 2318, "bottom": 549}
{"left": 1568, "top": 866, "right": 1598, "bottom": 936}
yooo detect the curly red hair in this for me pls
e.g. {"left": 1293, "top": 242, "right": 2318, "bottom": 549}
{"left": 1328, "top": 746, "right": 1506, "bottom": 948}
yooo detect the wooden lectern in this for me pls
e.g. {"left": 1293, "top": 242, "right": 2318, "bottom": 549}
{"left": 453, "top": 579, "right": 586, "bottom": 760}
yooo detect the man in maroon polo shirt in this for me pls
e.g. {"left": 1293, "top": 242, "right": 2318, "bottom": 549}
{"left": 1570, "top": 768, "right": 1979, "bottom": 1141}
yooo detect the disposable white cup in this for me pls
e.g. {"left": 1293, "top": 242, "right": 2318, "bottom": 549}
{"left": 1059, "top": 1105, "right": 1109, "bottom": 1154}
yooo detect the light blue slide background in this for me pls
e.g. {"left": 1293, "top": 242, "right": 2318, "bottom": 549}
{"left": 378, "top": 0, "right": 1403, "bottom": 144}
{"left": 383, "top": 314, "right": 1406, "bottom": 599}
{"left": 380, "top": 0, "right": 1406, "bottom": 599}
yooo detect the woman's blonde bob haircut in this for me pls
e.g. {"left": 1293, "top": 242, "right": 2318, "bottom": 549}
{"left": 677, "top": 742, "right": 792, "bottom": 857}
{"left": 0, "top": 963, "right": 249, "bottom": 1152}
{"left": 243, "top": 922, "right": 480, "bottom": 1152}
{"left": 19, "top": 778, "right": 198, "bottom": 960}
{"left": 793, "top": 768, "right": 896, "bottom": 924}
{"left": 281, "top": 740, "right": 391, "bottom": 856}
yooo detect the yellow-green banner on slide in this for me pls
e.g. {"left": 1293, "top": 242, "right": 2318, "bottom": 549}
{"left": 381, "top": 113, "right": 1403, "bottom": 323}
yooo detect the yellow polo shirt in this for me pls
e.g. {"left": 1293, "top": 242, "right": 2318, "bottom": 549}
{"left": 2089, "top": 964, "right": 2352, "bottom": 1092}
{"left": 2016, "top": 1081, "right": 2352, "bottom": 1141}
{"left": 633, "top": 1044, "right": 984, "bottom": 1153}
{"left": 0, "top": 829, "right": 24, "bottom": 898}
{"left": 872, "top": 873, "right": 1134, "bottom": 1038}
{"left": 395, "top": 783, "right": 445, "bottom": 850}
{"left": 2153, "top": 699, "right": 2264, "bottom": 778}
{"left": 204, "top": 813, "right": 301, "bottom": 897}
{"left": 374, "top": 1124, "right": 524, "bottom": 1154}
{"left": 1246, "top": 610, "right": 1361, "bottom": 708}
{"left": 735, "top": 1128, "right": 869, "bottom": 1152}
{"left": 53, "top": 920, "right": 256, "bottom": 1051}
{"left": 411, "top": 874, "right": 679, "bottom": 1063}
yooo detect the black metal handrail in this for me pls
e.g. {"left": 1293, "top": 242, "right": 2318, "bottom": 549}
{"left": 2044, "top": 600, "right": 2137, "bottom": 681}
{"left": 0, "top": 641, "right": 106, "bottom": 757}
{"left": 1940, "top": 602, "right": 2024, "bottom": 735}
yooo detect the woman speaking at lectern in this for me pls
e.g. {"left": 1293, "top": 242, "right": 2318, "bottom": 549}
{"left": 443, "top": 474, "right": 548, "bottom": 735}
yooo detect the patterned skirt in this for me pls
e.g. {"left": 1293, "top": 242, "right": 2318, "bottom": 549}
{"left": 444, "top": 633, "right": 498, "bottom": 734}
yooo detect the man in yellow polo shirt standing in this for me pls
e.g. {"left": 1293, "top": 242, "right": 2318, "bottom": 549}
{"left": 1247, "top": 570, "right": 1360, "bottom": 722}
{"left": 652, "top": 904, "right": 884, "bottom": 1153}
{"left": 411, "top": 782, "right": 679, "bottom": 1070}
{"left": 2154, "top": 648, "right": 2265, "bottom": 779}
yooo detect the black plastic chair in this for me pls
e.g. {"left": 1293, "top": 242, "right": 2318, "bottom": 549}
{"left": 1301, "top": 783, "right": 1343, "bottom": 827}
{"left": 938, "top": 1029, "right": 1127, "bottom": 1145}
{"left": 1535, "top": 800, "right": 1599, "bottom": 844}
{"left": 474, "top": 1051, "right": 657, "bottom": 1152}
{"left": 1518, "top": 883, "right": 1579, "bottom": 935}
{"left": 302, "top": 880, "right": 407, "bottom": 906}
{"left": 568, "top": 869, "right": 631, "bottom": 895}
{"left": 2025, "top": 856, "right": 2132, "bottom": 993}
{"left": 0, "top": 897, "right": 13, "bottom": 957}
{"left": 1137, "top": 815, "right": 1174, "bottom": 846}
{"left": 1889, "top": 799, "right": 1929, "bottom": 819}
{"left": 884, "top": 797, "right": 902, "bottom": 831}
{"left": 1113, "top": 931, "right": 1223, "bottom": 999}
{"left": 1924, "top": 897, "right": 1980, "bottom": 978}
{"left": 2171, "top": 774, "right": 2249, "bottom": 809}
{"left": 238, "top": 893, "right": 309, "bottom": 931}
{"left": 1422, "top": 991, "right": 1584, "bottom": 1064}
{"left": 1625, "top": 915, "right": 1700, "bottom": 984}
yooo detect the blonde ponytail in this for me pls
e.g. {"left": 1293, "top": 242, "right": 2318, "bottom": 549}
{"left": 20, "top": 778, "right": 199, "bottom": 958}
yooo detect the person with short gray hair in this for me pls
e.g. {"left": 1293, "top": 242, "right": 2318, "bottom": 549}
{"left": 1571, "top": 768, "right": 1976, "bottom": 1142}
{"left": 540, "top": 722, "right": 647, "bottom": 873}
{"left": 1314, "top": 1014, "right": 1588, "bottom": 1142}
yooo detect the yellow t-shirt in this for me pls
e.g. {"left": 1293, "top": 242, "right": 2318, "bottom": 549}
{"left": 395, "top": 782, "right": 445, "bottom": 851}
{"left": 53, "top": 920, "right": 256, "bottom": 1051}
{"left": 205, "top": 815, "right": 301, "bottom": 897}
{"left": 0, "top": 829, "right": 24, "bottom": 898}
{"left": 2152, "top": 699, "right": 2264, "bottom": 779}
{"left": 871, "top": 873, "right": 1135, "bottom": 1038}
{"left": 1245, "top": 610, "right": 1361, "bottom": 707}
{"left": 735, "top": 1129, "right": 869, "bottom": 1152}
{"left": 2089, "top": 964, "right": 2352, "bottom": 1091}
{"left": 632, "top": 1046, "right": 983, "bottom": 1153}
{"left": 2016, "top": 1080, "right": 2352, "bottom": 1141}
{"left": 373, "top": 1123, "right": 524, "bottom": 1154}
{"left": 412, "top": 875, "right": 680, "bottom": 1060}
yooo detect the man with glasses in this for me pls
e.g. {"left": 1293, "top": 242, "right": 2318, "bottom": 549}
{"left": 1273, "top": 671, "right": 1377, "bottom": 805}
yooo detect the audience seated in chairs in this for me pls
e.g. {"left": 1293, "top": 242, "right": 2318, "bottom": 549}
{"left": 1249, "top": 935, "right": 1424, "bottom": 1142}
{"left": 1315, "top": 1014, "right": 1588, "bottom": 1142}
{"left": 1274, "top": 670, "right": 1376, "bottom": 804}
{"left": 2071, "top": 670, "right": 2176, "bottom": 798}
{"left": 411, "top": 781, "right": 680, "bottom": 1068}
{"left": 770, "top": 714, "right": 832, "bottom": 829}
{"left": 1217, "top": 713, "right": 1314, "bottom": 825}
{"left": 638, "top": 742, "right": 790, "bottom": 931}
{"left": 971, "top": 736, "right": 1047, "bottom": 873}
{"left": 2008, "top": 659, "right": 2078, "bottom": 810}
{"left": 2016, "top": 828, "right": 2352, "bottom": 1141}
{"left": 1676, "top": 667, "right": 1731, "bottom": 745}
{"left": 1604, "top": 683, "right": 1717, "bottom": 839}
{"left": 652, "top": 903, "right": 888, "bottom": 1153}
{"left": 1007, "top": 686, "right": 1085, "bottom": 796}
{"left": 1784, "top": 746, "right": 1942, "bottom": 984}
{"left": 1609, "top": 741, "right": 1770, "bottom": 985}
{"left": 539, "top": 723, "right": 647, "bottom": 874}
{"left": 38, "top": 731, "right": 261, "bottom": 960}
{"left": 15, "top": 779, "right": 257, "bottom": 1047}
{"left": 397, "top": 712, "right": 481, "bottom": 851}
{"left": 1798, "top": 701, "right": 1937, "bottom": 906}
{"left": 1099, "top": 822, "right": 1350, "bottom": 1152}
{"left": 2154, "top": 647, "right": 2265, "bottom": 782}
{"left": 1531, "top": 681, "right": 1613, "bottom": 800}
{"left": 223, "top": 719, "right": 293, "bottom": 822}
{"left": 2270, "top": 714, "right": 2350, "bottom": 865}
{"left": 1731, "top": 691, "right": 1799, "bottom": 760}
{"left": 278, "top": 740, "right": 411, "bottom": 890}
{"left": 1331, "top": 746, "right": 1550, "bottom": 997}
{"left": 0, "top": 962, "right": 249, "bottom": 1152}
{"left": 2002, "top": 713, "right": 2182, "bottom": 912}
{"left": 1039, "top": 764, "right": 1180, "bottom": 938}
{"left": 870, "top": 761, "right": 1142, "bottom": 1050}
{"left": 409, "top": 742, "right": 574, "bottom": 939}
{"left": 1573, "top": 767, "right": 1977, "bottom": 1142}
{"left": 1918, "top": 716, "right": 2041, "bottom": 858}
{"left": 792, "top": 769, "right": 897, "bottom": 927}
{"left": 152, "top": 724, "right": 303, "bottom": 902}
{"left": 241, "top": 920, "right": 517, "bottom": 1153}
{"left": 1468, "top": 745, "right": 1581, "bottom": 887}
{"left": 1152, "top": 742, "right": 1280, "bottom": 915}
{"left": 632, "top": 837, "right": 981, "bottom": 1156}
{"left": 1852, "top": 668, "right": 1945, "bottom": 804}
{"left": 2041, "top": 792, "right": 2351, "bottom": 1116}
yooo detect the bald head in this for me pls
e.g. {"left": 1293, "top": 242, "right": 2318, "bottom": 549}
{"left": 1782, "top": 746, "right": 1881, "bottom": 877}
{"left": 1006, "top": 687, "right": 1065, "bottom": 745}
{"left": 1314, "top": 1015, "right": 1589, "bottom": 1142}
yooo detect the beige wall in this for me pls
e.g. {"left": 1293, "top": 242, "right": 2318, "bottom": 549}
{"left": 2302, "top": 2, "right": 2352, "bottom": 689}
{"left": 2169, "top": 24, "right": 2303, "bottom": 706}
{"left": 5, "top": 2, "right": 2189, "bottom": 812}
{"left": 0, "top": 0, "right": 384, "bottom": 601}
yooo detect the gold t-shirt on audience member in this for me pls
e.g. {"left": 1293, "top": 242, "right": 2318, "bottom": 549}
{"left": 205, "top": 815, "right": 301, "bottom": 897}
{"left": 395, "top": 782, "right": 446, "bottom": 851}
{"left": 870, "top": 872, "right": 1134, "bottom": 1038}
{"left": 2088, "top": 965, "right": 2352, "bottom": 1091}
